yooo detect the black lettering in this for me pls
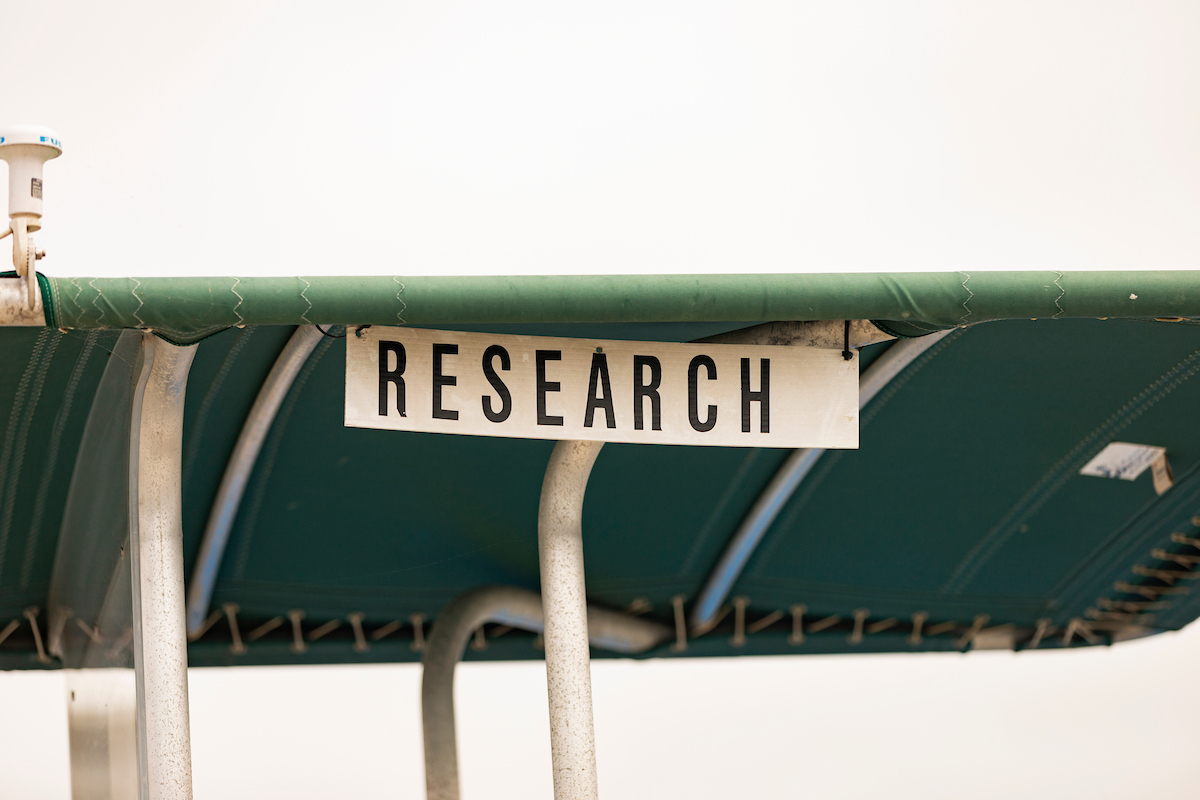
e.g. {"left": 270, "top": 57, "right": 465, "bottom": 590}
{"left": 536, "top": 350, "right": 564, "bottom": 426}
{"left": 584, "top": 353, "right": 616, "bottom": 429}
{"left": 432, "top": 343, "right": 459, "bottom": 420}
{"left": 378, "top": 341, "right": 407, "bottom": 417}
{"left": 688, "top": 355, "right": 717, "bottom": 432}
{"left": 633, "top": 355, "right": 662, "bottom": 431}
{"left": 741, "top": 357, "right": 770, "bottom": 433}
{"left": 481, "top": 345, "right": 512, "bottom": 423}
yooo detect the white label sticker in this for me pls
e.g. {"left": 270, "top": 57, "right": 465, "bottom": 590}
{"left": 345, "top": 326, "right": 859, "bottom": 448}
{"left": 1151, "top": 453, "right": 1175, "bottom": 496}
{"left": 1079, "top": 442, "right": 1168, "bottom": 482}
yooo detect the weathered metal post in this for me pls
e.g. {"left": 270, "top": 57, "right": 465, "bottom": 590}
{"left": 421, "top": 586, "right": 669, "bottom": 800}
{"left": 538, "top": 440, "right": 604, "bottom": 800}
{"left": 130, "top": 333, "right": 196, "bottom": 800}
{"left": 185, "top": 324, "right": 323, "bottom": 636}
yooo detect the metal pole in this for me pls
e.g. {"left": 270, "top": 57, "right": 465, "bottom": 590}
{"left": 130, "top": 333, "right": 196, "bottom": 800}
{"left": 690, "top": 330, "right": 956, "bottom": 629}
{"left": 421, "top": 586, "right": 669, "bottom": 800}
{"left": 538, "top": 440, "right": 604, "bottom": 800}
{"left": 421, "top": 589, "right": 532, "bottom": 800}
{"left": 66, "top": 669, "right": 139, "bottom": 800}
{"left": 185, "top": 325, "right": 323, "bottom": 636}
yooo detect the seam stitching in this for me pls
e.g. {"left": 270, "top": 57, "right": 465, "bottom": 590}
{"left": 130, "top": 278, "right": 145, "bottom": 328}
{"left": 0, "top": 331, "right": 59, "bottom": 577}
{"left": 87, "top": 279, "right": 106, "bottom": 327}
{"left": 393, "top": 277, "right": 407, "bottom": 324}
{"left": 22, "top": 331, "right": 96, "bottom": 586}
{"left": 231, "top": 277, "right": 245, "bottom": 326}
{"left": 299, "top": 278, "right": 313, "bottom": 324}
{"left": 957, "top": 271, "right": 973, "bottom": 326}
{"left": 69, "top": 278, "right": 85, "bottom": 322}
{"left": 941, "top": 347, "right": 1200, "bottom": 594}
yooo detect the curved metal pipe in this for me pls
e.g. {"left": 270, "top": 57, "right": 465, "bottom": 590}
{"left": 538, "top": 439, "right": 605, "bottom": 800}
{"left": 185, "top": 325, "right": 323, "bottom": 636}
{"left": 690, "top": 330, "right": 956, "bottom": 628}
{"left": 130, "top": 333, "right": 197, "bottom": 800}
{"left": 422, "top": 584, "right": 669, "bottom": 800}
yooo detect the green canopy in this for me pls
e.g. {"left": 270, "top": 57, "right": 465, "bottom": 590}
{"left": 2, "top": 270, "right": 1199, "bottom": 669}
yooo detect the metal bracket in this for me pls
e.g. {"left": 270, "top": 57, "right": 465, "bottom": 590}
{"left": 1, "top": 216, "right": 42, "bottom": 309}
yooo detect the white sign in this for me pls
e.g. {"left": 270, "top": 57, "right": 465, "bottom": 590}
{"left": 345, "top": 326, "right": 859, "bottom": 448}
{"left": 1080, "top": 441, "right": 1174, "bottom": 495}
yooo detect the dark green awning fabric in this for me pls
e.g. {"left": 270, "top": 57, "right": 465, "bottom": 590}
{"left": 3, "top": 304, "right": 1200, "bottom": 669}
{"left": 43, "top": 271, "right": 1200, "bottom": 343}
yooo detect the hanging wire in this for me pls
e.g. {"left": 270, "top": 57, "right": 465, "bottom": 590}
{"left": 314, "top": 324, "right": 345, "bottom": 339}
{"left": 314, "top": 324, "right": 372, "bottom": 339}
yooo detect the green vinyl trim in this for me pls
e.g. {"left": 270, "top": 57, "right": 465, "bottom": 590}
{"left": 45, "top": 271, "right": 1200, "bottom": 343}
{"left": 1, "top": 271, "right": 57, "bottom": 329}
{"left": 37, "top": 272, "right": 55, "bottom": 330}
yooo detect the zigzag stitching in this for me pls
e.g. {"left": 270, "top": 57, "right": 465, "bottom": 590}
{"left": 299, "top": 278, "right": 313, "bottom": 324}
{"left": 87, "top": 278, "right": 106, "bottom": 327}
{"left": 957, "top": 272, "right": 974, "bottom": 326}
{"left": 393, "top": 277, "right": 407, "bottom": 324}
{"left": 130, "top": 278, "right": 145, "bottom": 328}
{"left": 69, "top": 278, "right": 85, "bottom": 321}
{"left": 231, "top": 277, "right": 245, "bottom": 326}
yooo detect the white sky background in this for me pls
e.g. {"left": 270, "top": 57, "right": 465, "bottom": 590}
{"left": 2, "top": 1, "right": 1199, "bottom": 798}
{"left": 6, "top": 629, "right": 1200, "bottom": 799}
{"left": 2, "top": 1, "right": 1199, "bottom": 277}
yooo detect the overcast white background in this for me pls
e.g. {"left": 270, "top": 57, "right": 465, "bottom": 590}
{"left": 2, "top": 1, "right": 1199, "bottom": 797}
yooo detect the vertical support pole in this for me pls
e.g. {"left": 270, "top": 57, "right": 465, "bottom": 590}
{"left": 537, "top": 440, "right": 603, "bottom": 800}
{"left": 130, "top": 333, "right": 196, "bottom": 800}
{"left": 67, "top": 669, "right": 139, "bottom": 800}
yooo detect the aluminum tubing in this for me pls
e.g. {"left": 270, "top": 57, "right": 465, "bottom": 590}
{"left": 130, "top": 333, "right": 197, "bottom": 800}
{"left": 689, "top": 329, "right": 956, "bottom": 629}
{"left": 538, "top": 440, "right": 604, "bottom": 800}
{"left": 67, "top": 669, "right": 139, "bottom": 800}
{"left": 579, "top": 604, "right": 669, "bottom": 654}
{"left": 0, "top": 276, "right": 46, "bottom": 325}
{"left": 690, "top": 446, "right": 825, "bottom": 628}
{"left": 422, "top": 587, "right": 544, "bottom": 800}
{"left": 185, "top": 325, "right": 323, "bottom": 636}
{"left": 421, "top": 586, "right": 670, "bottom": 800}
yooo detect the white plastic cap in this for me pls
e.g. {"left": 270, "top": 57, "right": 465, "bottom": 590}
{"left": 0, "top": 125, "right": 63, "bottom": 223}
